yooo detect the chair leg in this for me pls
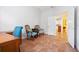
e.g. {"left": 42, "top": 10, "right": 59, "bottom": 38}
{"left": 27, "top": 35, "right": 31, "bottom": 40}
{"left": 19, "top": 47, "right": 20, "bottom": 52}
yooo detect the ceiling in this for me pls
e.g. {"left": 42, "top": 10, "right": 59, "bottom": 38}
{"left": 36, "top": 6, "right": 54, "bottom": 11}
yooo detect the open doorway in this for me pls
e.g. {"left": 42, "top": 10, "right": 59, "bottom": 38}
{"left": 56, "top": 14, "right": 68, "bottom": 42}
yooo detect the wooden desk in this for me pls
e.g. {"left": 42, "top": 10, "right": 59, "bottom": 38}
{"left": 0, "top": 33, "right": 20, "bottom": 52}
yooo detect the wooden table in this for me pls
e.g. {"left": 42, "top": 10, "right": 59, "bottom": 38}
{"left": 0, "top": 33, "right": 20, "bottom": 52}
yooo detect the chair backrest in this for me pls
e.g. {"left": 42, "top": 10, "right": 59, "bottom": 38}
{"left": 34, "top": 25, "right": 40, "bottom": 30}
{"left": 13, "top": 26, "right": 23, "bottom": 38}
{"left": 25, "top": 25, "right": 30, "bottom": 32}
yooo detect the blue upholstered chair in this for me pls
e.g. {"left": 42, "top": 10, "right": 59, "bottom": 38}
{"left": 12, "top": 26, "right": 23, "bottom": 44}
{"left": 13, "top": 26, "right": 23, "bottom": 38}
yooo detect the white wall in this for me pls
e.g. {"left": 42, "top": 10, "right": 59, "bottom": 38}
{"left": 77, "top": 7, "right": 79, "bottom": 51}
{"left": 40, "top": 8, "right": 56, "bottom": 34}
{"left": 40, "top": 7, "right": 74, "bottom": 48}
{"left": 48, "top": 16, "right": 56, "bottom": 35}
{"left": 0, "top": 6, "right": 41, "bottom": 39}
{"left": 67, "top": 7, "right": 74, "bottom": 48}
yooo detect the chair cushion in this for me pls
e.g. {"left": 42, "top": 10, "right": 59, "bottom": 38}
{"left": 13, "top": 26, "right": 23, "bottom": 38}
{"left": 32, "top": 32, "right": 37, "bottom": 36}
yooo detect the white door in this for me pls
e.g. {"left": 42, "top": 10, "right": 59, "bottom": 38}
{"left": 48, "top": 17, "right": 56, "bottom": 35}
